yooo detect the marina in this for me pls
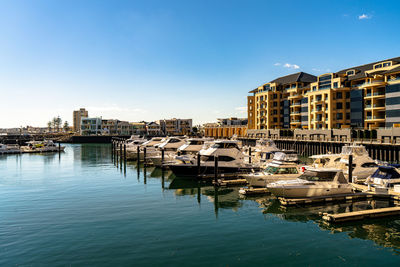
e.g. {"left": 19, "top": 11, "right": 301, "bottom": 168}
{"left": 3, "top": 143, "right": 400, "bottom": 265}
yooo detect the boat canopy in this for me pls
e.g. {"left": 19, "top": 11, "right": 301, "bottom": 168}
{"left": 273, "top": 152, "right": 298, "bottom": 162}
{"left": 371, "top": 166, "right": 400, "bottom": 180}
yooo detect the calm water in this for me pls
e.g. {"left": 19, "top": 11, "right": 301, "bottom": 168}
{"left": 1, "top": 144, "right": 400, "bottom": 266}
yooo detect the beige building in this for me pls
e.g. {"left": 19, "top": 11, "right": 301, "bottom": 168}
{"left": 248, "top": 57, "right": 400, "bottom": 130}
{"left": 158, "top": 118, "right": 192, "bottom": 135}
{"left": 73, "top": 108, "right": 88, "bottom": 132}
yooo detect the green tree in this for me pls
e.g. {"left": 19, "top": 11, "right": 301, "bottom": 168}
{"left": 63, "top": 121, "right": 69, "bottom": 132}
{"left": 47, "top": 121, "right": 52, "bottom": 132}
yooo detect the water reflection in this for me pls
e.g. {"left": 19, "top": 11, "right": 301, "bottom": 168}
{"left": 110, "top": 146, "right": 400, "bottom": 254}
{"left": 256, "top": 196, "right": 400, "bottom": 254}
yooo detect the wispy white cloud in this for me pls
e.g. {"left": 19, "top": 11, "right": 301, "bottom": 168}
{"left": 283, "top": 63, "right": 300, "bottom": 69}
{"left": 274, "top": 63, "right": 281, "bottom": 66}
{"left": 235, "top": 106, "right": 247, "bottom": 114}
{"left": 358, "top": 14, "right": 371, "bottom": 20}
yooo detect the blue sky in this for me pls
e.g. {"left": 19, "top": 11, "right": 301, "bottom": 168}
{"left": 0, "top": 0, "right": 399, "bottom": 127}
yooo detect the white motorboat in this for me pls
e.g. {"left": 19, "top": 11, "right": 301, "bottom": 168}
{"left": 242, "top": 152, "right": 301, "bottom": 187}
{"left": 267, "top": 168, "right": 353, "bottom": 198}
{"left": 0, "top": 144, "right": 21, "bottom": 154}
{"left": 21, "top": 140, "right": 65, "bottom": 153}
{"left": 177, "top": 138, "right": 214, "bottom": 155}
{"left": 168, "top": 140, "right": 260, "bottom": 177}
{"left": 309, "top": 144, "right": 378, "bottom": 183}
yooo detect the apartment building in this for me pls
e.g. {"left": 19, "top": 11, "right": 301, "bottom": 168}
{"left": 73, "top": 108, "right": 88, "bottom": 132}
{"left": 248, "top": 57, "right": 400, "bottom": 130}
{"left": 217, "top": 117, "right": 248, "bottom": 126}
{"left": 248, "top": 72, "right": 317, "bottom": 130}
{"left": 81, "top": 117, "right": 102, "bottom": 135}
{"left": 158, "top": 119, "right": 192, "bottom": 135}
{"left": 146, "top": 122, "right": 161, "bottom": 136}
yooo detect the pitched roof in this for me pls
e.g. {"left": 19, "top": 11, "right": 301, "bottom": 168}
{"left": 383, "top": 65, "right": 400, "bottom": 75}
{"left": 337, "top": 56, "right": 400, "bottom": 81}
{"left": 270, "top": 72, "right": 317, "bottom": 85}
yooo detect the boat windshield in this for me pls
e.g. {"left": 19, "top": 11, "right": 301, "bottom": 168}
{"left": 188, "top": 140, "right": 203, "bottom": 145}
{"left": 211, "top": 143, "right": 238, "bottom": 149}
{"left": 298, "top": 171, "right": 337, "bottom": 181}
{"left": 265, "top": 166, "right": 298, "bottom": 174}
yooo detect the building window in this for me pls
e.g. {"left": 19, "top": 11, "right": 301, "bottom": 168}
{"left": 273, "top": 118, "right": 277, "bottom": 123}
{"left": 346, "top": 113, "right": 350, "bottom": 120}
{"left": 346, "top": 102, "right": 350, "bottom": 109}
{"left": 333, "top": 82, "right": 338, "bottom": 88}
{"left": 336, "top": 102, "right": 343, "bottom": 109}
{"left": 312, "top": 86, "right": 317, "bottom": 91}
{"left": 260, "top": 96, "right": 263, "bottom": 101}
{"left": 336, "top": 92, "right": 342, "bottom": 99}
{"left": 374, "top": 64, "right": 383, "bottom": 69}
{"left": 346, "top": 70, "right": 355, "bottom": 76}
{"left": 346, "top": 92, "right": 350, "bottom": 98}
{"left": 336, "top": 113, "right": 343, "bottom": 120}
{"left": 273, "top": 110, "right": 277, "bottom": 115}
{"left": 273, "top": 102, "right": 278, "bottom": 107}
{"left": 383, "top": 62, "right": 391, "bottom": 67}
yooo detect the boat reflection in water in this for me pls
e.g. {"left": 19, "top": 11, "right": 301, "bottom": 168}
{"left": 256, "top": 196, "right": 400, "bottom": 254}
{"left": 168, "top": 177, "right": 244, "bottom": 215}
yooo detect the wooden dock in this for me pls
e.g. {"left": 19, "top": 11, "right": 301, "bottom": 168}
{"left": 322, "top": 207, "right": 400, "bottom": 223}
{"left": 278, "top": 193, "right": 377, "bottom": 206}
{"left": 239, "top": 187, "right": 270, "bottom": 196}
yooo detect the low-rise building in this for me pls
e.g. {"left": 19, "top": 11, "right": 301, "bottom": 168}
{"left": 81, "top": 117, "right": 102, "bottom": 135}
{"left": 217, "top": 117, "right": 248, "bottom": 126}
{"left": 146, "top": 122, "right": 161, "bottom": 136}
{"left": 158, "top": 118, "right": 192, "bottom": 135}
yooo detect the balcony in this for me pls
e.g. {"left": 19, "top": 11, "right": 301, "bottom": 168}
{"left": 359, "top": 80, "right": 386, "bottom": 88}
{"left": 292, "top": 102, "right": 301, "bottom": 106}
{"left": 366, "top": 116, "right": 385, "bottom": 121}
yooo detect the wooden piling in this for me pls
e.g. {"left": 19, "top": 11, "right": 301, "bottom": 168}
{"left": 348, "top": 154, "right": 353, "bottom": 183}
{"left": 197, "top": 153, "right": 201, "bottom": 175}
{"left": 248, "top": 147, "right": 252, "bottom": 164}
{"left": 214, "top": 156, "right": 218, "bottom": 185}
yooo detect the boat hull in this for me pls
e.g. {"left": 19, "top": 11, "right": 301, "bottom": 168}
{"left": 169, "top": 163, "right": 257, "bottom": 177}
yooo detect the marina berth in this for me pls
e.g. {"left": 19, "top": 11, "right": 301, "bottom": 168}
{"left": 266, "top": 168, "right": 353, "bottom": 198}
{"left": 126, "top": 137, "right": 164, "bottom": 161}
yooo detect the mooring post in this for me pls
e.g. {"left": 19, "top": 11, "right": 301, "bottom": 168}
{"left": 119, "top": 141, "right": 123, "bottom": 169}
{"left": 249, "top": 147, "right": 252, "bottom": 164}
{"left": 197, "top": 153, "right": 201, "bottom": 176}
{"left": 143, "top": 147, "right": 147, "bottom": 164}
{"left": 348, "top": 154, "right": 353, "bottom": 183}
{"left": 137, "top": 145, "right": 140, "bottom": 164}
{"left": 214, "top": 156, "right": 219, "bottom": 185}
{"left": 58, "top": 141, "right": 61, "bottom": 152}
{"left": 124, "top": 143, "right": 127, "bottom": 162}
{"left": 161, "top": 149, "right": 165, "bottom": 166}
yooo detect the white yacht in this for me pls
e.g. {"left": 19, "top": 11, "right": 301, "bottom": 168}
{"left": 151, "top": 138, "right": 213, "bottom": 167}
{"left": 309, "top": 144, "right": 378, "bottom": 183}
{"left": 21, "top": 140, "right": 65, "bottom": 153}
{"left": 177, "top": 138, "right": 214, "bottom": 155}
{"left": 125, "top": 139, "right": 152, "bottom": 160}
{"left": 0, "top": 144, "right": 20, "bottom": 154}
{"left": 242, "top": 152, "right": 301, "bottom": 187}
{"left": 168, "top": 140, "right": 259, "bottom": 177}
{"left": 157, "top": 137, "right": 187, "bottom": 151}
{"left": 267, "top": 168, "right": 353, "bottom": 198}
